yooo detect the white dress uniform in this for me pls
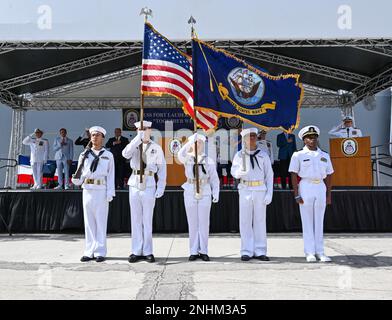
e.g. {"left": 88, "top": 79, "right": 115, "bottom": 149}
{"left": 328, "top": 126, "right": 362, "bottom": 138}
{"left": 289, "top": 125, "right": 334, "bottom": 261}
{"left": 53, "top": 136, "right": 74, "bottom": 188}
{"left": 22, "top": 130, "right": 49, "bottom": 189}
{"left": 72, "top": 126, "right": 115, "bottom": 259}
{"left": 231, "top": 128, "right": 274, "bottom": 258}
{"left": 328, "top": 117, "right": 362, "bottom": 138}
{"left": 257, "top": 140, "right": 274, "bottom": 164}
{"left": 177, "top": 133, "right": 220, "bottom": 257}
{"left": 122, "top": 121, "right": 167, "bottom": 258}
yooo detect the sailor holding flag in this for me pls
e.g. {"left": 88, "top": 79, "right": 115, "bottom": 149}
{"left": 178, "top": 132, "right": 220, "bottom": 261}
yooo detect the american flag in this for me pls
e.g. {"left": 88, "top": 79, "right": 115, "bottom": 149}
{"left": 141, "top": 23, "right": 218, "bottom": 131}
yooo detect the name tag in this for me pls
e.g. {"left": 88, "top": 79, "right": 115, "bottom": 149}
{"left": 101, "top": 156, "right": 109, "bottom": 160}
{"left": 320, "top": 157, "right": 327, "bottom": 163}
{"left": 303, "top": 159, "right": 310, "bottom": 162}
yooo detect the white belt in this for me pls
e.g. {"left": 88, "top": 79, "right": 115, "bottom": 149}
{"left": 84, "top": 178, "right": 106, "bottom": 185}
{"left": 302, "top": 178, "right": 322, "bottom": 184}
{"left": 240, "top": 179, "right": 264, "bottom": 187}
{"left": 187, "top": 178, "right": 209, "bottom": 185}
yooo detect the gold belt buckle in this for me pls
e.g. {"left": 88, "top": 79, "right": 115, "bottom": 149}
{"left": 311, "top": 179, "right": 321, "bottom": 184}
{"left": 241, "top": 179, "right": 263, "bottom": 187}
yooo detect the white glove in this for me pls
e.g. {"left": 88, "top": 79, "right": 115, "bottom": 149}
{"left": 188, "top": 133, "right": 198, "bottom": 144}
{"left": 107, "top": 196, "right": 113, "bottom": 202}
{"left": 237, "top": 169, "right": 248, "bottom": 178}
{"left": 264, "top": 194, "right": 272, "bottom": 205}
{"left": 137, "top": 130, "right": 145, "bottom": 141}
{"left": 212, "top": 197, "right": 219, "bottom": 203}
{"left": 155, "top": 190, "right": 164, "bottom": 198}
{"left": 71, "top": 177, "right": 83, "bottom": 186}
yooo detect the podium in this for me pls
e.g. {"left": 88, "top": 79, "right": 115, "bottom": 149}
{"left": 329, "top": 136, "right": 372, "bottom": 186}
{"left": 160, "top": 137, "right": 186, "bottom": 187}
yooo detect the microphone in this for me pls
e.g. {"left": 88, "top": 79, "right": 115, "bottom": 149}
{"left": 347, "top": 128, "right": 350, "bottom": 138}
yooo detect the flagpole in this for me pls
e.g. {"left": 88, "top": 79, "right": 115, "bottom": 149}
{"left": 139, "top": 7, "right": 152, "bottom": 184}
{"left": 188, "top": 15, "right": 201, "bottom": 200}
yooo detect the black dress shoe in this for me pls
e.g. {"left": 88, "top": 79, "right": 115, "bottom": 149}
{"left": 128, "top": 254, "right": 140, "bottom": 263}
{"left": 189, "top": 255, "right": 199, "bottom": 261}
{"left": 80, "top": 256, "right": 94, "bottom": 262}
{"left": 200, "top": 254, "right": 210, "bottom": 262}
{"left": 241, "top": 255, "right": 251, "bottom": 261}
{"left": 145, "top": 254, "right": 155, "bottom": 263}
{"left": 95, "top": 256, "right": 105, "bottom": 263}
{"left": 255, "top": 255, "right": 270, "bottom": 261}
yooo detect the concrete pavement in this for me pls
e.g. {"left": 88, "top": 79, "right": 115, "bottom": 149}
{"left": 0, "top": 233, "right": 391, "bottom": 299}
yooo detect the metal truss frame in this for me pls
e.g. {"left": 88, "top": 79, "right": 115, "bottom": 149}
{"left": 352, "top": 64, "right": 392, "bottom": 103}
{"left": 0, "top": 48, "right": 141, "bottom": 91}
{"left": 4, "top": 108, "right": 25, "bottom": 189}
{"left": 227, "top": 46, "right": 370, "bottom": 85}
{"left": 1, "top": 38, "right": 392, "bottom": 56}
{"left": 32, "top": 65, "right": 142, "bottom": 98}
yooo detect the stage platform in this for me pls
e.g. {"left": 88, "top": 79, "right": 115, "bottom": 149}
{"left": 0, "top": 188, "right": 392, "bottom": 233}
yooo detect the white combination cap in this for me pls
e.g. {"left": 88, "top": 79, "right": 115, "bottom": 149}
{"left": 298, "top": 125, "right": 320, "bottom": 140}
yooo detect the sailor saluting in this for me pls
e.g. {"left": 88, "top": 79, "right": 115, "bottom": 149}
{"left": 122, "top": 121, "right": 167, "bottom": 263}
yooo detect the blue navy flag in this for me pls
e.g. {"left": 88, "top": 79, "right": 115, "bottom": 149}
{"left": 192, "top": 38, "right": 304, "bottom": 132}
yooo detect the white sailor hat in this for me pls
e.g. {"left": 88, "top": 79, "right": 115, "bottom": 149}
{"left": 134, "top": 120, "right": 152, "bottom": 129}
{"left": 188, "top": 133, "right": 206, "bottom": 144}
{"left": 240, "top": 127, "right": 258, "bottom": 137}
{"left": 89, "top": 126, "right": 107, "bottom": 137}
{"left": 343, "top": 115, "right": 353, "bottom": 122}
{"left": 34, "top": 128, "right": 43, "bottom": 134}
{"left": 298, "top": 125, "right": 320, "bottom": 140}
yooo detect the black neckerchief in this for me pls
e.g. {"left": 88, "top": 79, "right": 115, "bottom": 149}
{"left": 193, "top": 155, "right": 206, "bottom": 178}
{"left": 89, "top": 149, "right": 105, "bottom": 173}
{"left": 249, "top": 149, "right": 261, "bottom": 170}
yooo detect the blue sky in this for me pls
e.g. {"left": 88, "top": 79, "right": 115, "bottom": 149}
{"left": 0, "top": 0, "right": 391, "bottom": 41}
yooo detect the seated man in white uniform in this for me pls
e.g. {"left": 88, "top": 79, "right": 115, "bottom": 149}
{"left": 289, "top": 125, "right": 334, "bottom": 263}
{"left": 22, "top": 128, "right": 49, "bottom": 189}
{"left": 122, "top": 121, "right": 166, "bottom": 263}
{"left": 328, "top": 116, "right": 362, "bottom": 138}
{"left": 71, "top": 126, "right": 115, "bottom": 263}
{"left": 231, "top": 128, "right": 274, "bottom": 262}
{"left": 177, "top": 132, "right": 220, "bottom": 262}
